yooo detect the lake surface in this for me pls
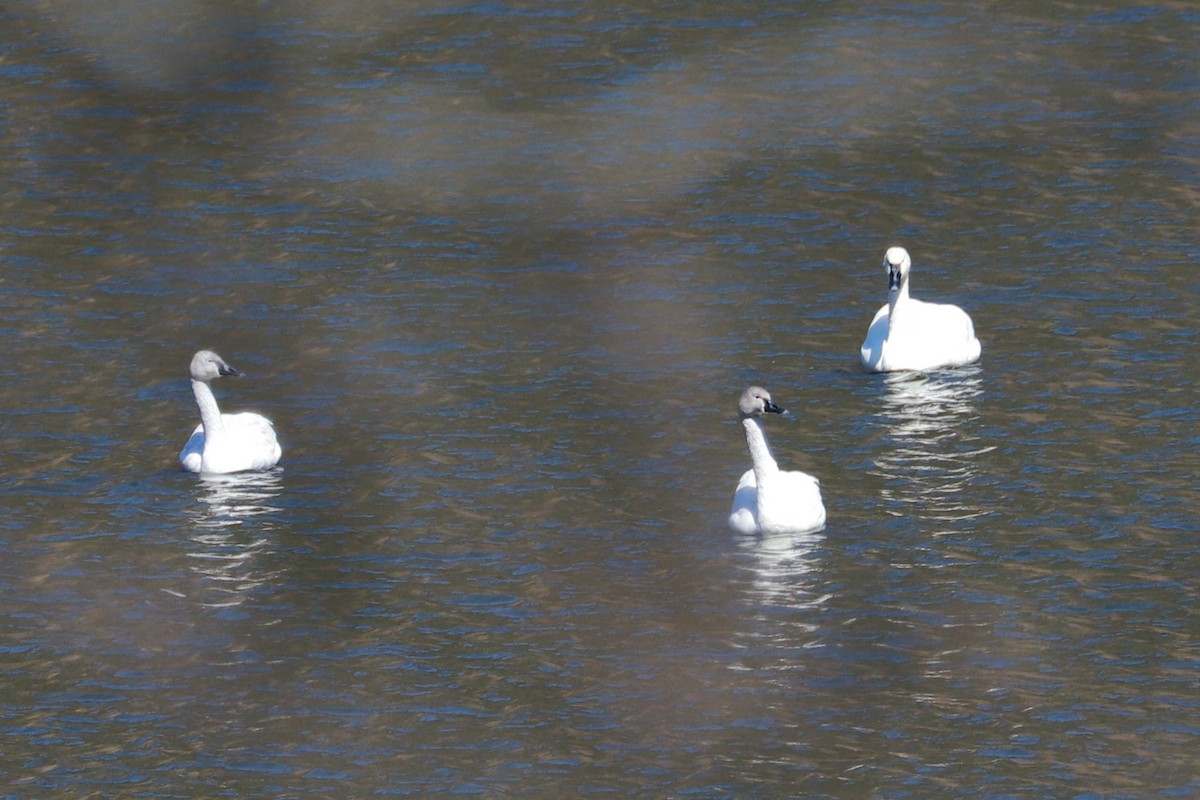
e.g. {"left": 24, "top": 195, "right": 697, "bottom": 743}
{"left": 1, "top": 1, "right": 1198, "bottom": 797}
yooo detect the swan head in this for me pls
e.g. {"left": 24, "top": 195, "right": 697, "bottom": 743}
{"left": 190, "top": 350, "right": 243, "bottom": 382}
{"left": 884, "top": 246, "right": 911, "bottom": 292}
{"left": 738, "top": 386, "right": 785, "bottom": 419}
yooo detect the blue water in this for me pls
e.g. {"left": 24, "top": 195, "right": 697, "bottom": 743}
{"left": 1, "top": 2, "right": 1198, "bottom": 797}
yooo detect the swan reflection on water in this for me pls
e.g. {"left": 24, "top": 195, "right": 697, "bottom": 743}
{"left": 729, "top": 528, "right": 828, "bottom": 673}
{"left": 873, "top": 367, "right": 993, "bottom": 526}
{"left": 182, "top": 470, "right": 283, "bottom": 608}
{"left": 736, "top": 527, "right": 829, "bottom": 617}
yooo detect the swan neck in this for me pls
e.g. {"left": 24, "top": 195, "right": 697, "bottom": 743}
{"left": 887, "top": 279, "right": 911, "bottom": 325}
{"left": 742, "top": 416, "right": 779, "bottom": 482}
{"left": 192, "top": 379, "right": 224, "bottom": 436}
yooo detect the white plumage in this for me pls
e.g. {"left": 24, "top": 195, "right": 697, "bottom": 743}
{"left": 179, "top": 350, "right": 282, "bottom": 474}
{"left": 728, "top": 386, "right": 826, "bottom": 535}
{"left": 860, "top": 246, "right": 981, "bottom": 373}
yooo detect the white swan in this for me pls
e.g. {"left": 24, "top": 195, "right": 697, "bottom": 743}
{"left": 179, "top": 350, "right": 282, "bottom": 474}
{"left": 860, "top": 246, "right": 982, "bottom": 373}
{"left": 728, "top": 386, "right": 826, "bottom": 535}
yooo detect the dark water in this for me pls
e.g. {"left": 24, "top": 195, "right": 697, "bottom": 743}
{"left": 2, "top": 1, "right": 1198, "bottom": 797}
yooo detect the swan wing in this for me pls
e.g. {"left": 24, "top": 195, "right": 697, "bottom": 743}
{"left": 728, "top": 468, "right": 760, "bottom": 534}
{"left": 781, "top": 470, "right": 824, "bottom": 502}
{"left": 758, "top": 470, "right": 826, "bottom": 534}
{"left": 224, "top": 412, "right": 283, "bottom": 471}
{"left": 951, "top": 304, "right": 982, "bottom": 362}
{"left": 180, "top": 425, "right": 205, "bottom": 473}
{"left": 925, "top": 302, "right": 981, "bottom": 367}
{"left": 860, "top": 304, "right": 890, "bottom": 371}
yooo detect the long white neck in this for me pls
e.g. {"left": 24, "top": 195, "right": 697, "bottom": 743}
{"left": 887, "top": 277, "right": 912, "bottom": 327}
{"left": 742, "top": 416, "right": 779, "bottom": 485}
{"left": 192, "top": 379, "right": 225, "bottom": 438}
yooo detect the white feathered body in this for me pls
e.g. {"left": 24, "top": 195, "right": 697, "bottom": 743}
{"left": 729, "top": 403, "right": 826, "bottom": 535}
{"left": 729, "top": 466, "right": 825, "bottom": 535}
{"left": 180, "top": 412, "right": 281, "bottom": 474}
{"left": 180, "top": 352, "right": 282, "bottom": 475}
{"left": 860, "top": 296, "right": 981, "bottom": 373}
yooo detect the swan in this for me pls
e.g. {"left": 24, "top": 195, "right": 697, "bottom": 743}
{"left": 179, "top": 350, "right": 282, "bottom": 474}
{"left": 728, "top": 386, "right": 826, "bottom": 535}
{"left": 860, "top": 246, "right": 982, "bottom": 373}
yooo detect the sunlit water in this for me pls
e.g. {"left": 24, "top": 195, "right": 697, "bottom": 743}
{"left": 2, "top": 2, "right": 1198, "bottom": 797}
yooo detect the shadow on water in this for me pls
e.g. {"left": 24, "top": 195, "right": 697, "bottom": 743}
{"left": 869, "top": 367, "right": 994, "bottom": 530}
{"left": 178, "top": 470, "right": 284, "bottom": 608}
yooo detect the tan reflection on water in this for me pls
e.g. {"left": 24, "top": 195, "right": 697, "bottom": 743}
{"left": 872, "top": 369, "right": 994, "bottom": 528}
{"left": 178, "top": 471, "right": 283, "bottom": 608}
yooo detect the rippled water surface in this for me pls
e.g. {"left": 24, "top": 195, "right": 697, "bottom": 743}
{"left": 2, "top": 1, "right": 1198, "bottom": 797}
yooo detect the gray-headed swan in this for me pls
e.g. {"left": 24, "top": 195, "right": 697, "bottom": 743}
{"left": 728, "top": 386, "right": 826, "bottom": 535}
{"left": 860, "top": 246, "right": 982, "bottom": 373}
{"left": 179, "top": 350, "right": 282, "bottom": 474}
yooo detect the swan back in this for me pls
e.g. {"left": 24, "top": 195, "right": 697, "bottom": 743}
{"left": 860, "top": 246, "right": 982, "bottom": 373}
